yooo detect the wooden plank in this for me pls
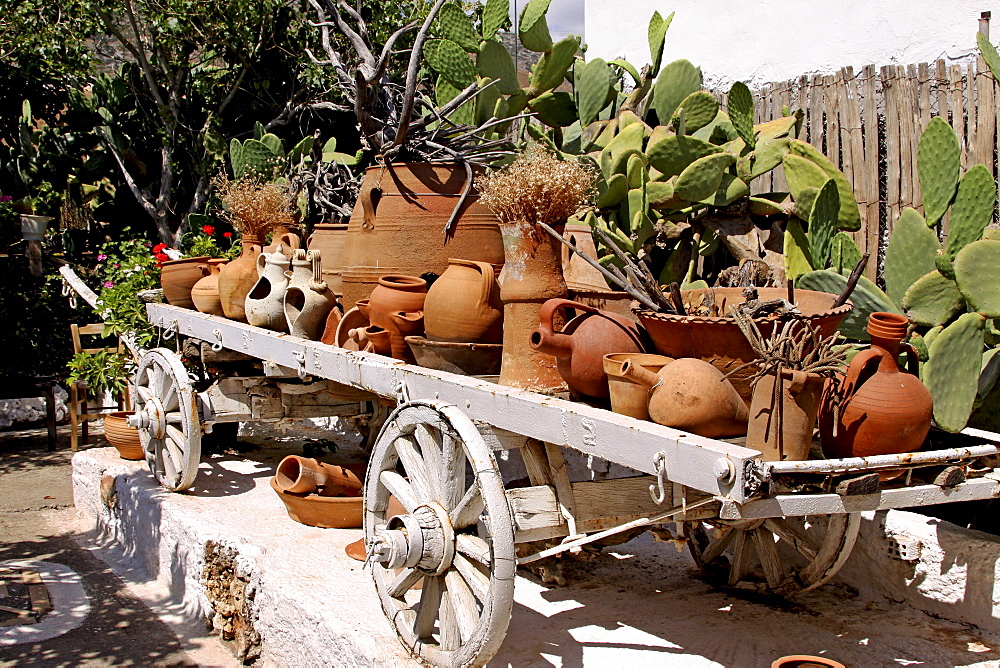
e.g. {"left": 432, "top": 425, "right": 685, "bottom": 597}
{"left": 773, "top": 81, "right": 791, "bottom": 192}
{"left": 976, "top": 56, "right": 996, "bottom": 170}
{"left": 520, "top": 439, "right": 553, "bottom": 486}
{"left": 936, "top": 59, "right": 950, "bottom": 122}
{"left": 797, "top": 75, "right": 809, "bottom": 141}
{"left": 757, "top": 84, "right": 772, "bottom": 193}
{"left": 914, "top": 62, "right": 932, "bottom": 209}
{"left": 967, "top": 62, "right": 979, "bottom": 165}
{"left": 810, "top": 73, "right": 825, "bottom": 154}
{"left": 883, "top": 65, "right": 902, "bottom": 227}
{"left": 951, "top": 64, "right": 967, "bottom": 170}
{"left": 824, "top": 74, "right": 840, "bottom": 168}
{"left": 898, "top": 65, "right": 916, "bottom": 216}
{"left": 861, "top": 64, "right": 880, "bottom": 276}
{"left": 842, "top": 67, "right": 867, "bottom": 253}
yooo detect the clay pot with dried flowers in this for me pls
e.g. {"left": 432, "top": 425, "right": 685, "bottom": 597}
{"left": 476, "top": 146, "right": 598, "bottom": 392}
{"left": 214, "top": 175, "right": 296, "bottom": 322}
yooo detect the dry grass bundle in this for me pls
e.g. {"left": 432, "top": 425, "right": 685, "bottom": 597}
{"left": 213, "top": 174, "right": 295, "bottom": 238}
{"left": 475, "top": 144, "right": 597, "bottom": 226}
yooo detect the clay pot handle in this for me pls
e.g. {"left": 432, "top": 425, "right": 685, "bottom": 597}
{"left": 256, "top": 251, "right": 268, "bottom": 276}
{"left": 900, "top": 342, "right": 921, "bottom": 376}
{"left": 308, "top": 249, "right": 323, "bottom": 283}
{"left": 842, "top": 348, "right": 882, "bottom": 396}
{"left": 469, "top": 260, "right": 497, "bottom": 307}
{"left": 198, "top": 263, "right": 211, "bottom": 277}
{"left": 538, "top": 298, "right": 599, "bottom": 336}
{"left": 360, "top": 183, "right": 382, "bottom": 230}
{"left": 786, "top": 370, "right": 809, "bottom": 394}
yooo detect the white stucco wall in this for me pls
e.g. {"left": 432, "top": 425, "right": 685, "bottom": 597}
{"left": 585, "top": 1, "right": 1000, "bottom": 88}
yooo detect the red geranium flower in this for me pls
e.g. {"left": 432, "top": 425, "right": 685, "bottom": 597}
{"left": 153, "top": 243, "right": 168, "bottom": 253}
{"left": 223, "top": 231, "right": 232, "bottom": 238}
{"left": 202, "top": 225, "right": 215, "bottom": 236}
{"left": 155, "top": 251, "right": 170, "bottom": 264}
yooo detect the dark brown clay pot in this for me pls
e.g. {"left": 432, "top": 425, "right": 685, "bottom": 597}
{"left": 307, "top": 223, "right": 348, "bottom": 297}
{"left": 270, "top": 478, "right": 362, "bottom": 528}
{"left": 603, "top": 353, "right": 673, "bottom": 420}
{"left": 368, "top": 275, "right": 427, "bottom": 363}
{"left": 819, "top": 312, "right": 932, "bottom": 459}
{"left": 191, "top": 258, "right": 229, "bottom": 315}
{"left": 424, "top": 259, "right": 503, "bottom": 343}
{"left": 217, "top": 235, "right": 263, "bottom": 321}
{"left": 747, "top": 370, "right": 826, "bottom": 461}
{"left": 103, "top": 411, "right": 144, "bottom": 460}
{"left": 274, "top": 456, "right": 363, "bottom": 496}
{"left": 621, "top": 358, "right": 749, "bottom": 437}
{"left": 530, "top": 298, "right": 647, "bottom": 399}
{"left": 405, "top": 336, "right": 503, "bottom": 376}
{"left": 636, "top": 287, "right": 852, "bottom": 402}
{"left": 340, "top": 162, "right": 505, "bottom": 310}
{"left": 160, "top": 256, "right": 211, "bottom": 309}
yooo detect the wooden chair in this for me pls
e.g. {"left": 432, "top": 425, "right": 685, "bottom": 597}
{"left": 69, "top": 324, "right": 131, "bottom": 451}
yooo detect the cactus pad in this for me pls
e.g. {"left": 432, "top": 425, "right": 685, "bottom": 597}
{"left": 482, "top": 0, "right": 510, "bottom": 37}
{"left": 597, "top": 173, "right": 628, "bottom": 208}
{"left": 782, "top": 154, "right": 828, "bottom": 201}
{"left": 901, "top": 270, "right": 964, "bottom": 326}
{"left": 784, "top": 219, "right": 814, "bottom": 280}
{"left": 830, "top": 232, "right": 862, "bottom": 274}
{"left": 674, "top": 152, "right": 735, "bottom": 201}
{"left": 923, "top": 312, "right": 986, "bottom": 432}
{"left": 787, "top": 139, "right": 861, "bottom": 231}
{"left": 435, "top": 3, "right": 480, "bottom": 52}
{"left": 647, "top": 10, "right": 674, "bottom": 75}
{"left": 424, "top": 38, "right": 477, "bottom": 88}
{"left": 477, "top": 39, "right": 519, "bottom": 94}
{"left": 575, "top": 58, "right": 612, "bottom": 127}
{"left": 700, "top": 173, "right": 749, "bottom": 207}
{"left": 529, "top": 36, "right": 579, "bottom": 93}
{"left": 672, "top": 91, "right": 718, "bottom": 133}
{"left": 649, "top": 59, "right": 701, "bottom": 127}
{"left": 796, "top": 269, "right": 899, "bottom": 340}
{"left": 518, "top": 0, "right": 552, "bottom": 52}
{"left": 945, "top": 163, "right": 996, "bottom": 258}
{"left": 728, "top": 81, "right": 755, "bottom": 149}
{"left": 808, "top": 179, "right": 840, "bottom": 268}
{"left": 917, "top": 116, "right": 961, "bottom": 226}
{"left": 646, "top": 134, "right": 722, "bottom": 178}
{"left": 230, "top": 139, "right": 245, "bottom": 179}
{"left": 883, "top": 207, "right": 940, "bottom": 306}
{"left": 527, "top": 90, "right": 577, "bottom": 126}
{"left": 955, "top": 239, "right": 1000, "bottom": 318}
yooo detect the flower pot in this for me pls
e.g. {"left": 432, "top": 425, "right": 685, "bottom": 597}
{"left": 191, "top": 258, "right": 229, "bottom": 316}
{"left": 160, "top": 256, "right": 212, "bottom": 309}
{"left": 603, "top": 353, "right": 673, "bottom": 420}
{"left": 218, "top": 235, "right": 263, "bottom": 321}
{"left": 20, "top": 214, "right": 52, "bottom": 242}
{"left": 423, "top": 259, "right": 503, "bottom": 343}
{"left": 340, "top": 162, "right": 505, "bottom": 311}
{"left": 771, "top": 656, "right": 845, "bottom": 668}
{"left": 103, "top": 411, "right": 144, "bottom": 460}
{"left": 635, "top": 287, "right": 852, "bottom": 402}
{"left": 270, "top": 478, "right": 363, "bottom": 528}
{"left": 747, "top": 369, "right": 826, "bottom": 461}
{"left": 284, "top": 250, "right": 337, "bottom": 340}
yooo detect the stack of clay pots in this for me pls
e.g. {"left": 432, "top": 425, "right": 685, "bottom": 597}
{"left": 270, "top": 455, "right": 363, "bottom": 528}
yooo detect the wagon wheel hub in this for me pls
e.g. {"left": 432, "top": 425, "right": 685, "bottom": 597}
{"left": 137, "top": 397, "right": 166, "bottom": 440}
{"left": 371, "top": 502, "right": 455, "bottom": 575}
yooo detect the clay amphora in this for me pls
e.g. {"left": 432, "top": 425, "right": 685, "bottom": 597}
{"left": 284, "top": 250, "right": 338, "bottom": 340}
{"left": 424, "top": 259, "right": 503, "bottom": 343}
{"left": 620, "top": 357, "right": 749, "bottom": 437}
{"left": 245, "top": 245, "right": 291, "bottom": 331}
{"left": 274, "top": 455, "right": 363, "bottom": 497}
{"left": 264, "top": 227, "right": 301, "bottom": 255}
{"left": 218, "top": 234, "right": 263, "bottom": 321}
{"left": 160, "top": 256, "right": 211, "bottom": 309}
{"left": 530, "top": 298, "right": 646, "bottom": 399}
{"left": 368, "top": 275, "right": 427, "bottom": 363}
{"left": 603, "top": 353, "right": 674, "bottom": 420}
{"left": 819, "top": 312, "right": 933, "bottom": 458}
{"left": 748, "top": 370, "right": 826, "bottom": 461}
{"left": 191, "top": 258, "right": 229, "bottom": 316}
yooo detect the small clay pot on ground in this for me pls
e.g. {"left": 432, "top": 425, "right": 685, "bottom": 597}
{"left": 274, "top": 455, "right": 362, "bottom": 496}
{"left": 270, "top": 478, "right": 362, "bottom": 528}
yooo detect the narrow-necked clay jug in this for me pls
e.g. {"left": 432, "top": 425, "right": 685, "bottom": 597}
{"left": 369, "top": 275, "right": 427, "bottom": 363}
{"left": 264, "top": 226, "right": 301, "bottom": 255}
{"left": 530, "top": 298, "right": 646, "bottom": 399}
{"left": 284, "top": 250, "right": 338, "bottom": 340}
{"left": 603, "top": 353, "right": 674, "bottom": 420}
{"left": 620, "top": 357, "right": 749, "bottom": 437}
{"left": 218, "top": 234, "right": 262, "bottom": 321}
{"left": 819, "top": 312, "right": 932, "bottom": 458}
{"left": 286, "top": 248, "right": 312, "bottom": 292}
{"left": 274, "top": 455, "right": 362, "bottom": 497}
{"left": 423, "top": 259, "right": 503, "bottom": 343}
{"left": 191, "top": 258, "right": 229, "bottom": 315}
{"left": 245, "top": 244, "right": 291, "bottom": 331}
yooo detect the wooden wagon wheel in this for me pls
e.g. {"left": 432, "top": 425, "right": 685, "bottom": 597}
{"left": 365, "top": 400, "right": 515, "bottom": 668}
{"left": 131, "top": 348, "right": 202, "bottom": 492}
{"left": 684, "top": 513, "right": 861, "bottom": 594}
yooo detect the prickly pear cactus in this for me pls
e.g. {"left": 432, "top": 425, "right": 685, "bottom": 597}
{"left": 477, "top": 40, "right": 520, "bottom": 95}
{"left": 575, "top": 57, "right": 612, "bottom": 127}
{"left": 830, "top": 232, "right": 862, "bottom": 274}
{"left": 672, "top": 91, "right": 718, "bottom": 133}
{"left": 955, "top": 239, "right": 1000, "bottom": 318}
{"left": 674, "top": 152, "right": 734, "bottom": 201}
{"left": 945, "top": 163, "right": 996, "bottom": 258}
{"left": 901, "top": 270, "right": 965, "bottom": 327}
{"left": 917, "top": 117, "right": 961, "bottom": 227}
{"left": 923, "top": 312, "right": 987, "bottom": 432}
{"left": 435, "top": 3, "right": 481, "bottom": 52}
{"left": 424, "top": 38, "right": 478, "bottom": 88}
{"left": 482, "top": 0, "right": 511, "bottom": 38}
{"left": 727, "top": 81, "right": 755, "bottom": 149}
{"left": 649, "top": 59, "right": 701, "bottom": 127}
{"left": 796, "top": 269, "right": 900, "bottom": 341}
{"left": 787, "top": 139, "right": 862, "bottom": 231}
{"left": 646, "top": 134, "right": 721, "bottom": 178}
{"left": 808, "top": 179, "right": 840, "bottom": 269}
{"left": 883, "top": 207, "right": 940, "bottom": 306}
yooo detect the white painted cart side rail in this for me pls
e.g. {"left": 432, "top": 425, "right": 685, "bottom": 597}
{"left": 766, "top": 444, "right": 1000, "bottom": 475}
{"left": 146, "top": 303, "right": 762, "bottom": 502}
{"left": 59, "top": 266, "right": 140, "bottom": 357}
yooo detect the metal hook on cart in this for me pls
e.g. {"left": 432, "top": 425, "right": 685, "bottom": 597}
{"left": 162, "top": 320, "right": 178, "bottom": 340}
{"left": 649, "top": 452, "right": 668, "bottom": 505}
{"left": 292, "top": 350, "right": 308, "bottom": 379}
{"left": 211, "top": 329, "right": 224, "bottom": 352}
{"left": 395, "top": 378, "right": 410, "bottom": 405}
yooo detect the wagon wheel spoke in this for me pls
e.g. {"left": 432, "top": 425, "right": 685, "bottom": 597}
{"left": 727, "top": 530, "right": 752, "bottom": 586}
{"left": 449, "top": 482, "right": 484, "bottom": 530}
{"left": 764, "top": 518, "right": 818, "bottom": 561}
{"left": 387, "top": 568, "right": 424, "bottom": 599}
{"left": 752, "top": 527, "right": 785, "bottom": 589}
{"left": 414, "top": 575, "right": 442, "bottom": 640}
{"left": 136, "top": 384, "right": 154, "bottom": 402}
{"left": 161, "top": 383, "right": 179, "bottom": 412}
{"left": 439, "top": 431, "right": 467, "bottom": 511}
{"left": 413, "top": 423, "right": 444, "bottom": 502}
{"left": 444, "top": 570, "right": 479, "bottom": 644}
{"left": 455, "top": 534, "right": 491, "bottom": 567}
{"left": 380, "top": 470, "right": 419, "bottom": 513}
{"left": 452, "top": 553, "right": 490, "bottom": 603}
{"left": 439, "top": 588, "right": 461, "bottom": 651}
{"left": 393, "top": 436, "right": 433, "bottom": 504}
{"left": 165, "top": 411, "right": 184, "bottom": 424}
{"left": 698, "top": 525, "right": 736, "bottom": 564}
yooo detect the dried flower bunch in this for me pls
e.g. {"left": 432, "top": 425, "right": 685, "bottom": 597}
{"left": 213, "top": 174, "right": 295, "bottom": 239}
{"left": 476, "top": 144, "right": 597, "bottom": 227}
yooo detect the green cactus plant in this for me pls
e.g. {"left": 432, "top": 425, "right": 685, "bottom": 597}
{"left": 922, "top": 312, "right": 987, "bottom": 432}
{"left": 955, "top": 239, "right": 1000, "bottom": 318}
{"left": 917, "top": 116, "right": 961, "bottom": 226}
{"left": 901, "top": 270, "right": 965, "bottom": 326}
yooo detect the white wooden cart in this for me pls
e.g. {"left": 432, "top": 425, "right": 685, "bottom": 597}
{"left": 60, "top": 268, "right": 1000, "bottom": 667}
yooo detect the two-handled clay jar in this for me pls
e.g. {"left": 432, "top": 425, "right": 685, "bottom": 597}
{"left": 530, "top": 298, "right": 646, "bottom": 399}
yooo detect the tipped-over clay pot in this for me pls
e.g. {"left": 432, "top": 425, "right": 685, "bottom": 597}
{"left": 603, "top": 353, "right": 674, "bottom": 420}
{"left": 274, "top": 455, "right": 362, "bottom": 496}
{"left": 620, "top": 357, "right": 749, "bottom": 437}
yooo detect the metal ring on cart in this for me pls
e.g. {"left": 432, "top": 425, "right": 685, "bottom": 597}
{"left": 364, "top": 400, "right": 515, "bottom": 668}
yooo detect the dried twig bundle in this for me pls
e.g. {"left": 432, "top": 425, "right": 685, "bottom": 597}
{"left": 213, "top": 174, "right": 295, "bottom": 238}
{"left": 476, "top": 144, "right": 597, "bottom": 226}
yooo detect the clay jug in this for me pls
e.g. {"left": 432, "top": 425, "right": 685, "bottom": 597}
{"left": 748, "top": 369, "right": 826, "bottom": 461}
{"left": 286, "top": 248, "right": 312, "bottom": 292}
{"left": 264, "top": 226, "right": 301, "bottom": 255}
{"left": 369, "top": 275, "right": 427, "bottom": 363}
{"left": 307, "top": 222, "right": 348, "bottom": 297}
{"left": 530, "top": 298, "right": 647, "bottom": 399}
{"left": 284, "top": 250, "right": 338, "bottom": 340}
{"left": 218, "top": 234, "right": 263, "bottom": 321}
{"left": 819, "top": 312, "right": 933, "bottom": 458}
{"left": 191, "top": 258, "right": 229, "bottom": 316}
{"left": 160, "top": 256, "right": 211, "bottom": 309}
{"left": 620, "top": 357, "right": 749, "bottom": 437}
{"left": 353, "top": 325, "right": 391, "bottom": 356}
{"left": 603, "top": 353, "right": 674, "bottom": 420}
{"left": 562, "top": 222, "right": 610, "bottom": 292}
{"left": 424, "top": 259, "right": 503, "bottom": 343}
{"left": 274, "top": 455, "right": 363, "bottom": 497}
{"left": 245, "top": 245, "right": 291, "bottom": 331}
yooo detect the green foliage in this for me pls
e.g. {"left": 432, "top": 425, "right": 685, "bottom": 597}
{"left": 67, "top": 348, "right": 132, "bottom": 398}
{"left": 917, "top": 116, "right": 961, "bottom": 226}
{"left": 94, "top": 235, "right": 162, "bottom": 347}
{"left": 923, "top": 313, "right": 987, "bottom": 432}
{"left": 649, "top": 59, "right": 701, "bottom": 126}
{"left": 727, "top": 82, "right": 755, "bottom": 149}
{"left": 883, "top": 207, "right": 940, "bottom": 306}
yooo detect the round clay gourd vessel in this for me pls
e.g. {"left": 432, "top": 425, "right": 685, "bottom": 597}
{"left": 423, "top": 259, "right": 503, "bottom": 343}
{"left": 603, "top": 353, "right": 673, "bottom": 420}
{"left": 160, "top": 256, "right": 211, "bottom": 309}
{"left": 103, "top": 411, "right": 144, "bottom": 460}
{"left": 191, "top": 258, "right": 229, "bottom": 315}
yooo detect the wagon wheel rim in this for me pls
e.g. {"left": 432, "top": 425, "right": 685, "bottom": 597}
{"left": 685, "top": 513, "right": 861, "bottom": 594}
{"left": 365, "top": 400, "right": 515, "bottom": 668}
{"left": 133, "top": 348, "right": 202, "bottom": 492}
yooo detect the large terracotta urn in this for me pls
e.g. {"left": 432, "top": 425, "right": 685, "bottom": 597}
{"left": 340, "top": 162, "right": 505, "bottom": 310}
{"left": 423, "top": 259, "right": 503, "bottom": 343}
{"left": 819, "top": 312, "right": 933, "bottom": 458}
{"left": 218, "top": 234, "right": 263, "bottom": 321}
{"left": 160, "top": 256, "right": 211, "bottom": 309}
{"left": 191, "top": 258, "right": 229, "bottom": 315}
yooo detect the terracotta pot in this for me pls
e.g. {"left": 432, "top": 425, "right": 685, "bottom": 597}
{"left": 245, "top": 246, "right": 291, "bottom": 331}
{"left": 498, "top": 219, "right": 569, "bottom": 392}
{"left": 530, "top": 298, "right": 647, "bottom": 399}
{"left": 368, "top": 275, "right": 427, "bottom": 363}
{"left": 406, "top": 336, "right": 503, "bottom": 376}
{"left": 103, "top": 411, "right": 144, "bottom": 460}
{"left": 620, "top": 357, "right": 749, "bottom": 437}
{"left": 160, "top": 256, "right": 211, "bottom": 309}
{"left": 562, "top": 222, "right": 610, "bottom": 292}
{"left": 263, "top": 227, "right": 301, "bottom": 255}
{"left": 308, "top": 223, "right": 348, "bottom": 297}
{"left": 771, "top": 656, "right": 845, "bottom": 668}
{"left": 819, "top": 312, "right": 933, "bottom": 459}
{"left": 424, "top": 259, "right": 503, "bottom": 343}
{"left": 270, "top": 478, "right": 362, "bottom": 528}
{"left": 571, "top": 289, "right": 637, "bottom": 322}
{"left": 284, "top": 250, "right": 338, "bottom": 340}
{"left": 218, "top": 235, "right": 263, "bottom": 321}
{"left": 340, "top": 162, "right": 505, "bottom": 310}
{"left": 274, "top": 455, "right": 363, "bottom": 496}
{"left": 636, "top": 288, "right": 852, "bottom": 402}
{"left": 748, "top": 370, "right": 826, "bottom": 461}
{"left": 319, "top": 305, "right": 345, "bottom": 346}
{"left": 191, "top": 258, "right": 229, "bottom": 315}
{"left": 603, "top": 353, "right": 673, "bottom": 420}
{"left": 331, "top": 306, "right": 369, "bottom": 350}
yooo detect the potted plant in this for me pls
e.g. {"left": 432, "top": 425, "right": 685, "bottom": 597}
{"left": 66, "top": 346, "right": 141, "bottom": 460}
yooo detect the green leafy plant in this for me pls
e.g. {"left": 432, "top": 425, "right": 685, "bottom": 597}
{"left": 92, "top": 235, "right": 162, "bottom": 346}
{"left": 67, "top": 347, "right": 132, "bottom": 398}
{"left": 181, "top": 216, "right": 237, "bottom": 259}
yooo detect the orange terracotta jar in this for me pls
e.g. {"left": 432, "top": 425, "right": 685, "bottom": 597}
{"left": 423, "top": 259, "right": 503, "bottom": 343}
{"left": 160, "top": 256, "right": 211, "bottom": 309}
{"left": 191, "top": 258, "right": 229, "bottom": 315}
{"left": 217, "top": 234, "right": 262, "bottom": 321}
{"left": 819, "top": 312, "right": 933, "bottom": 458}
{"left": 368, "top": 275, "right": 427, "bottom": 363}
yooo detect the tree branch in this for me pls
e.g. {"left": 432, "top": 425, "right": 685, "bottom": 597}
{"left": 391, "top": 0, "right": 450, "bottom": 152}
